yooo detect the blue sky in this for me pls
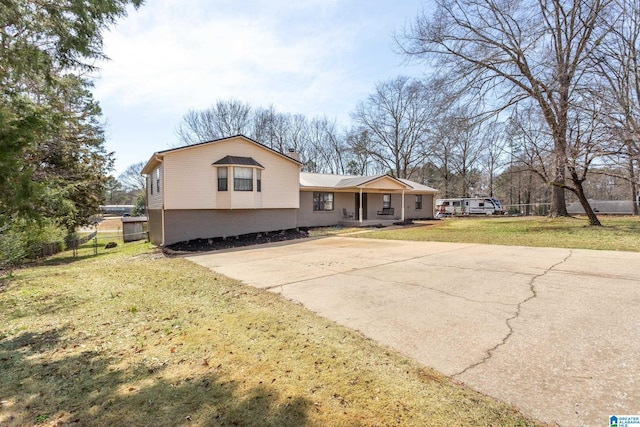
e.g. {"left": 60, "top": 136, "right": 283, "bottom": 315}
{"left": 93, "top": 0, "right": 428, "bottom": 177}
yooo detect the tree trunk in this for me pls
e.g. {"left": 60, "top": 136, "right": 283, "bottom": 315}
{"left": 550, "top": 185, "right": 568, "bottom": 216}
{"left": 630, "top": 156, "right": 638, "bottom": 216}
{"left": 571, "top": 175, "right": 602, "bottom": 226}
{"left": 550, "top": 140, "right": 569, "bottom": 217}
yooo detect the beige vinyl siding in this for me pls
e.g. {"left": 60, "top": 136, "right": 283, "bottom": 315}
{"left": 364, "top": 177, "right": 407, "bottom": 190}
{"left": 163, "top": 137, "right": 299, "bottom": 210}
{"left": 147, "top": 165, "right": 163, "bottom": 210}
{"left": 216, "top": 186, "right": 231, "bottom": 209}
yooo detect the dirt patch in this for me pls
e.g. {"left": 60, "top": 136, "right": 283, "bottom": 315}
{"left": 96, "top": 217, "right": 124, "bottom": 232}
{"left": 78, "top": 217, "right": 123, "bottom": 233}
{"left": 165, "top": 228, "right": 310, "bottom": 253}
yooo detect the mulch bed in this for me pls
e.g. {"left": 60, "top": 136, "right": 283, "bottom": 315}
{"left": 165, "top": 228, "right": 310, "bottom": 253}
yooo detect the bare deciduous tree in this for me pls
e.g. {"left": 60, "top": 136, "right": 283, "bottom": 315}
{"left": 447, "top": 110, "right": 485, "bottom": 197}
{"left": 345, "top": 128, "right": 383, "bottom": 176}
{"left": 306, "top": 116, "right": 347, "bottom": 174}
{"left": 252, "top": 105, "right": 290, "bottom": 153}
{"left": 595, "top": 0, "right": 640, "bottom": 214}
{"left": 399, "top": 0, "right": 612, "bottom": 224}
{"left": 175, "top": 99, "right": 252, "bottom": 145}
{"left": 507, "top": 98, "right": 617, "bottom": 225}
{"left": 119, "top": 161, "right": 146, "bottom": 190}
{"left": 352, "top": 76, "right": 434, "bottom": 179}
{"left": 480, "top": 121, "right": 509, "bottom": 197}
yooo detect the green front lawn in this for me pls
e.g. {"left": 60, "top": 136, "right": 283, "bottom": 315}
{"left": 360, "top": 216, "right": 640, "bottom": 251}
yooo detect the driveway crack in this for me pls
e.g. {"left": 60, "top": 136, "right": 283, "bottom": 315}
{"left": 346, "top": 271, "right": 519, "bottom": 307}
{"left": 452, "top": 250, "right": 573, "bottom": 378}
{"left": 262, "top": 244, "right": 476, "bottom": 291}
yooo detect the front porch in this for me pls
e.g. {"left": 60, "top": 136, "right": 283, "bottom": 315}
{"left": 298, "top": 172, "right": 438, "bottom": 229}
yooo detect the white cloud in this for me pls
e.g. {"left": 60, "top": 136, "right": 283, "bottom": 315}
{"left": 95, "top": 0, "right": 365, "bottom": 117}
{"left": 93, "top": 0, "right": 426, "bottom": 174}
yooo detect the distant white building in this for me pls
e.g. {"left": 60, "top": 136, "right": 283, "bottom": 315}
{"left": 99, "top": 205, "right": 134, "bottom": 215}
{"left": 567, "top": 199, "right": 637, "bottom": 215}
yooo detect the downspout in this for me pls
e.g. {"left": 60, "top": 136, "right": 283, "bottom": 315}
{"left": 401, "top": 190, "right": 405, "bottom": 221}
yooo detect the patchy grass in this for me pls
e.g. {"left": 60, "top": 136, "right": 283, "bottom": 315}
{"left": 360, "top": 216, "right": 640, "bottom": 251}
{"left": 0, "top": 241, "right": 545, "bottom": 426}
{"left": 307, "top": 226, "right": 365, "bottom": 237}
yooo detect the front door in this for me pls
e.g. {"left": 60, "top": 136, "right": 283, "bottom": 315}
{"left": 355, "top": 193, "right": 368, "bottom": 220}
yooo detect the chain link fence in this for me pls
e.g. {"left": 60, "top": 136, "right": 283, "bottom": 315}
{"left": 1, "top": 219, "right": 148, "bottom": 276}
{"left": 502, "top": 203, "right": 552, "bottom": 216}
{"left": 61, "top": 230, "right": 148, "bottom": 259}
{"left": 32, "top": 227, "right": 147, "bottom": 261}
{"left": 503, "top": 200, "right": 640, "bottom": 216}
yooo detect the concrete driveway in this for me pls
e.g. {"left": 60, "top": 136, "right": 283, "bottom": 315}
{"left": 185, "top": 236, "right": 640, "bottom": 426}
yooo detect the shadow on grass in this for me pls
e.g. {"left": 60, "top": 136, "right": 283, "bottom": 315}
{"left": 4, "top": 291, "right": 83, "bottom": 321}
{"left": 0, "top": 328, "right": 312, "bottom": 426}
{"left": 36, "top": 251, "right": 105, "bottom": 267}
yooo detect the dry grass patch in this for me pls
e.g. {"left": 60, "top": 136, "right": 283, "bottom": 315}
{"left": 307, "top": 226, "right": 365, "bottom": 237}
{"left": 0, "top": 242, "right": 545, "bottom": 426}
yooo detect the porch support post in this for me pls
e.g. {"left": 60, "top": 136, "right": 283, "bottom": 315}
{"left": 401, "top": 190, "right": 405, "bottom": 221}
{"left": 359, "top": 188, "right": 363, "bottom": 223}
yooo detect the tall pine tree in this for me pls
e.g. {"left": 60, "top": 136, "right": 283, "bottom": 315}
{"left": 0, "top": 0, "right": 142, "bottom": 226}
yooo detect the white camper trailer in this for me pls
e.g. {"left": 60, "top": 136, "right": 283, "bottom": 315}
{"left": 436, "top": 197, "right": 503, "bottom": 216}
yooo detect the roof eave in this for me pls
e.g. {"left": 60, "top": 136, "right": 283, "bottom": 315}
{"left": 351, "top": 174, "right": 413, "bottom": 190}
{"left": 155, "top": 135, "right": 303, "bottom": 166}
{"left": 140, "top": 153, "right": 163, "bottom": 175}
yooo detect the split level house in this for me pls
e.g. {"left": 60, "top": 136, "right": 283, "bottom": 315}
{"left": 141, "top": 135, "right": 438, "bottom": 246}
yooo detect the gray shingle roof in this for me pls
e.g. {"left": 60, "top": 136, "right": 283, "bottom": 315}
{"left": 212, "top": 155, "right": 263, "bottom": 168}
{"left": 398, "top": 178, "right": 438, "bottom": 193}
{"left": 300, "top": 172, "right": 437, "bottom": 193}
{"left": 335, "top": 175, "right": 388, "bottom": 188}
{"left": 300, "top": 172, "right": 400, "bottom": 188}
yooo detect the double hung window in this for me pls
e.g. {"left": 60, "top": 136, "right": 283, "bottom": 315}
{"left": 217, "top": 167, "right": 228, "bottom": 191}
{"left": 257, "top": 169, "right": 262, "bottom": 192}
{"left": 234, "top": 167, "right": 253, "bottom": 191}
{"left": 383, "top": 194, "right": 391, "bottom": 209}
{"left": 313, "top": 192, "right": 334, "bottom": 211}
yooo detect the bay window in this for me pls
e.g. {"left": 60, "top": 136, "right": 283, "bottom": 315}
{"left": 234, "top": 167, "right": 253, "bottom": 191}
{"left": 257, "top": 169, "right": 262, "bottom": 192}
{"left": 217, "top": 167, "right": 228, "bottom": 191}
